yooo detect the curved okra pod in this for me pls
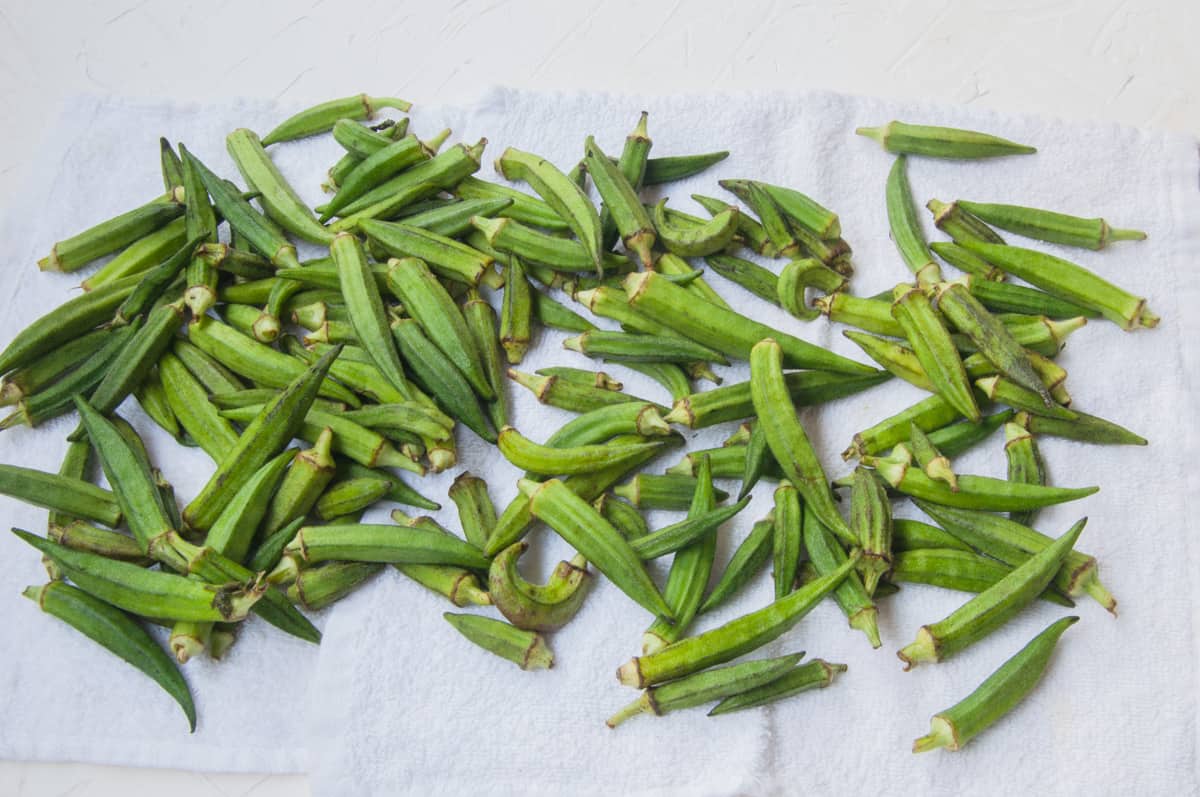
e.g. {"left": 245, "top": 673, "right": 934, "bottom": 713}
{"left": 956, "top": 200, "right": 1145, "bottom": 250}
{"left": 803, "top": 503, "right": 881, "bottom": 647}
{"left": 775, "top": 258, "right": 847, "bottom": 321}
{"left": 771, "top": 482, "right": 803, "bottom": 600}
{"left": 692, "top": 192, "right": 775, "bottom": 256}
{"left": 496, "top": 147, "right": 603, "bottom": 273}
{"left": 564, "top": 330, "right": 727, "bottom": 366}
{"left": 630, "top": 497, "right": 751, "bottom": 560}
{"left": 750, "top": 339, "right": 856, "bottom": 545}
{"left": 179, "top": 145, "right": 300, "bottom": 270}
{"left": 286, "top": 561, "right": 383, "bottom": 611}
{"left": 710, "top": 658, "right": 846, "bottom": 716}
{"left": 15, "top": 530, "right": 264, "bottom": 622}
{"left": 960, "top": 241, "right": 1158, "bottom": 330}
{"left": 0, "top": 464, "right": 122, "bottom": 528}
{"left": 614, "top": 473, "right": 730, "bottom": 511}
{"left": 443, "top": 612, "right": 553, "bottom": 671}
{"left": 159, "top": 351, "right": 240, "bottom": 461}
{"left": 519, "top": 477, "right": 671, "bottom": 618}
{"left": 896, "top": 519, "right": 1084, "bottom": 669}
{"left": 499, "top": 256, "right": 532, "bottom": 365}
{"left": 698, "top": 516, "right": 774, "bottom": 615}
{"left": 498, "top": 426, "right": 662, "bottom": 477}
{"left": 38, "top": 190, "right": 186, "bottom": 273}
{"left": 642, "top": 454, "right": 719, "bottom": 653}
{"left": 667, "top": 369, "right": 889, "bottom": 429}
{"left": 851, "top": 466, "right": 893, "bottom": 596}
{"left": 889, "top": 548, "right": 1073, "bottom": 607}
{"left": 935, "top": 279, "right": 1053, "bottom": 405}
{"left": 24, "top": 581, "right": 196, "bottom": 730}
{"left": 261, "top": 94, "right": 411, "bottom": 146}
{"left": 448, "top": 473, "right": 497, "bottom": 551}
{"left": 886, "top": 157, "right": 942, "bottom": 286}
{"left": 892, "top": 283, "right": 980, "bottom": 422}
{"left": 625, "top": 271, "right": 875, "bottom": 375}
{"left": 873, "top": 456, "right": 1097, "bottom": 513}
{"left": 914, "top": 616, "right": 1077, "bottom": 752}
{"left": 489, "top": 543, "right": 590, "bottom": 631}
{"left": 543, "top": 402, "right": 669, "bottom": 450}
{"left": 332, "top": 235, "right": 411, "bottom": 395}
{"left": 856, "top": 121, "right": 1036, "bottom": 159}
{"left": 618, "top": 555, "right": 857, "bottom": 688}
{"left": 183, "top": 345, "right": 343, "bottom": 532}
{"left": 585, "top": 135, "right": 655, "bottom": 266}
{"left": 608, "top": 653, "right": 804, "bottom": 728}
{"left": 913, "top": 501, "right": 1115, "bottom": 613}
{"left": 652, "top": 199, "right": 738, "bottom": 258}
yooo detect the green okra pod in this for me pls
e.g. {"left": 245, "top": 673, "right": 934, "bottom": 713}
{"left": 498, "top": 425, "right": 662, "bottom": 476}
{"left": 856, "top": 121, "right": 1036, "bottom": 159}
{"left": 261, "top": 94, "right": 411, "bottom": 146}
{"left": 391, "top": 316, "right": 494, "bottom": 440}
{"left": 564, "top": 330, "right": 727, "bottom": 365}
{"left": 956, "top": 200, "right": 1145, "bottom": 250}
{"left": 608, "top": 653, "right": 804, "bottom": 728}
{"left": 851, "top": 466, "right": 894, "bottom": 596}
{"left": 897, "top": 520, "right": 1084, "bottom": 668}
{"left": 463, "top": 289, "right": 511, "bottom": 429}
{"left": 892, "top": 518, "right": 973, "bottom": 553}
{"left": 873, "top": 456, "right": 1097, "bottom": 513}
{"left": 453, "top": 176, "right": 570, "bottom": 231}
{"left": 159, "top": 351, "right": 240, "bottom": 461}
{"left": 907, "top": 423, "right": 957, "bottom": 489}
{"left": 333, "top": 234, "right": 411, "bottom": 395}
{"left": 360, "top": 218, "right": 499, "bottom": 288}
{"left": 489, "top": 542, "right": 590, "bottom": 632}
{"left": 630, "top": 497, "right": 751, "bottom": 560}
{"left": 23, "top": 581, "right": 196, "bottom": 730}
{"left": 614, "top": 473, "right": 730, "bottom": 511}
{"left": 594, "top": 494, "right": 649, "bottom": 540}
{"left": 508, "top": 369, "right": 653, "bottom": 414}
{"left": 642, "top": 151, "right": 728, "bottom": 184}
{"left": 618, "top": 555, "right": 857, "bottom": 688}
{"left": 448, "top": 472, "right": 498, "bottom": 551}
{"left": 772, "top": 482, "right": 803, "bottom": 600}
{"left": 585, "top": 134, "right": 656, "bottom": 266}
{"left": 443, "top": 612, "right": 553, "bottom": 670}
{"left": 286, "top": 561, "right": 383, "bottom": 611}
{"left": 913, "top": 616, "right": 1078, "bottom": 752}
{"left": 710, "top": 658, "right": 847, "bottom": 715}
{"left": 652, "top": 199, "right": 738, "bottom": 258}
{"left": 0, "top": 329, "right": 110, "bottom": 407}
{"left": 889, "top": 548, "right": 1073, "bottom": 607}
{"left": 886, "top": 157, "right": 941, "bottom": 286}
{"left": 0, "top": 464, "right": 122, "bottom": 528}
{"left": 519, "top": 477, "right": 671, "bottom": 618}
{"left": 319, "top": 133, "right": 440, "bottom": 221}
{"left": 698, "top": 516, "right": 775, "bottom": 614}
{"left": 803, "top": 502, "right": 881, "bottom": 647}
{"left": 38, "top": 190, "right": 186, "bottom": 273}
{"left": 277, "top": 523, "right": 490, "bottom": 577}
{"left": 260, "top": 428, "right": 337, "bottom": 537}
{"left": 499, "top": 256, "right": 532, "bottom": 365}
{"left": 892, "top": 283, "right": 980, "bottom": 422}
{"left": 82, "top": 217, "right": 189, "bottom": 292}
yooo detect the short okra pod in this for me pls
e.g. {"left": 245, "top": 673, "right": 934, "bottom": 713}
{"left": 49, "top": 521, "right": 151, "bottom": 566}
{"left": 772, "top": 482, "right": 803, "bottom": 600}
{"left": 642, "top": 454, "right": 719, "bottom": 652}
{"left": 607, "top": 653, "right": 804, "bottom": 728}
{"left": 448, "top": 473, "right": 498, "bottom": 551}
{"left": 519, "top": 477, "right": 672, "bottom": 618}
{"left": 652, "top": 199, "right": 739, "bottom": 258}
{"left": 908, "top": 423, "right": 957, "bottom": 489}
{"left": 499, "top": 256, "right": 533, "bottom": 365}
{"left": 926, "top": 199, "right": 1005, "bottom": 246}
{"left": 261, "top": 94, "right": 411, "bottom": 145}
{"left": 851, "top": 466, "right": 894, "bottom": 596}
{"left": 710, "top": 658, "right": 847, "bottom": 715}
{"left": 585, "top": 135, "right": 656, "bottom": 266}
{"left": 496, "top": 147, "right": 604, "bottom": 273}
{"left": 617, "top": 555, "right": 857, "bottom": 688}
{"left": 332, "top": 234, "right": 411, "bottom": 396}
{"left": 698, "top": 516, "right": 775, "bottom": 614}
{"left": 666, "top": 369, "right": 890, "bottom": 430}
{"left": 541, "top": 402, "right": 669, "bottom": 453}
{"left": 0, "top": 464, "right": 122, "bottom": 528}
{"left": 856, "top": 121, "right": 1037, "bottom": 158}
{"left": 960, "top": 241, "right": 1158, "bottom": 330}
{"left": 38, "top": 190, "right": 186, "bottom": 273}
{"left": 843, "top": 392, "right": 963, "bottom": 461}
{"left": 396, "top": 561, "right": 491, "bottom": 607}
{"left": 595, "top": 494, "right": 649, "bottom": 540}
{"left": 312, "top": 476, "right": 391, "bottom": 520}
{"left": 260, "top": 428, "right": 337, "bottom": 537}
{"left": 872, "top": 456, "right": 1097, "bottom": 513}
{"left": 23, "top": 581, "right": 196, "bottom": 731}
{"left": 614, "top": 473, "right": 730, "bottom": 511}
{"left": 625, "top": 271, "right": 875, "bottom": 375}
{"left": 489, "top": 543, "right": 590, "bottom": 632}
{"left": 640, "top": 150, "right": 728, "bottom": 184}
{"left": 536, "top": 367, "right": 622, "bottom": 391}
{"left": 803, "top": 503, "right": 882, "bottom": 648}
{"left": 975, "top": 375, "right": 1074, "bottom": 419}
{"left": 956, "top": 200, "right": 1145, "bottom": 250}
{"left": 914, "top": 616, "right": 1078, "bottom": 752}
{"left": 331, "top": 116, "right": 406, "bottom": 157}
{"left": 443, "top": 612, "right": 553, "bottom": 671}
{"left": 498, "top": 425, "right": 663, "bottom": 476}
{"left": 750, "top": 339, "right": 856, "bottom": 545}
{"left": 896, "top": 519, "right": 1084, "bottom": 669}
{"left": 738, "top": 421, "right": 772, "bottom": 500}
{"left": 15, "top": 530, "right": 265, "bottom": 623}
{"left": 286, "top": 561, "right": 384, "bottom": 611}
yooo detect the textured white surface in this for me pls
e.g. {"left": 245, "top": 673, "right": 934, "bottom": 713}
{"left": 0, "top": 1, "right": 1197, "bottom": 794}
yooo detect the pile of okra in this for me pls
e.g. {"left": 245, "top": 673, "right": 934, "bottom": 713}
{"left": 4, "top": 94, "right": 1154, "bottom": 750}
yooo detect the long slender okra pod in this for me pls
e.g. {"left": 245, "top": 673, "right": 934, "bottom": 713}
{"left": 771, "top": 482, "right": 803, "bottom": 600}
{"left": 852, "top": 466, "right": 893, "bottom": 595}
{"left": 0, "top": 329, "right": 110, "bottom": 407}
{"left": 642, "top": 454, "right": 719, "bottom": 653}
{"left": 443, "top": 612, "right": 553, "bottom": 670}
{"left": 873, "top": 456, "right": 1097, "bottom": 513}
{"left": 499, "top": 256, "right": 532, "bottom": 364}
{"left": 0, "top": 465, "right": 122, "bottom": 528}
{"left": 897, "top": 520, "right": 1084, "bottom": 669}
{"left": 856, "top": 121, "right": 1036, "bottom": 159}
{"left": 276, "top": 524, "right": 490, "bottom": 577}
{"left": 500, "top": 425, "right": 663, "bottom": 477}
{"left": 710, "top": 658, "right": 847, "bottom": 715}
{"left": 23, "top": 581, "right": 196, "bottom": 730}
{"left": 332, "top": 234, "right": 411, "bottom": 395}
{"left": 319, "top": 134, "right": 440, "bottom": 221}
{"left": 889, "top": 548, "right": 1073, "bottom": 607}
{"left": 564, "top": 330, "right": 727, "bottom": 366}
{"left": 913, "top": 616, "right": 1077, "bottom": 752}
{"left": 488, "top": 543, "right": 590, "bottom": 632}
{"left": 519, "top": 477, "right": 671, "bottom": 618}
{"left": 956, "top": 200, "right": 1145, "bottom": 250}
{"left": 158, "top": 352, "right": 239, "bottom": 462}
{"left": 618, "top": 555, "right": 857, "bottom": 688}
{"left": 892, "top": 284, "right": 980, "bottom": 422}
{"left": 391, "top": 317, "right": 495, "bottom": 442}
{"left": 750, "top": 339, "right": 855, "bottom": 545}
{"left": 698, "top": 516, "right": 775, "bottom": 614}
{"left": 496, "top": 147, "right": 604, "bottom": 273}
{"left": 608, "top": 653, "right": 804, "bottom": 728}
{"left": 640, "top": 151, "right": 727, "bottom": 184}
{"left": 179, "top": 146, "right": 220, "bottom": 316}
{"left": 81, "top": 217, "right": 189, "bottom": 292}
{"left": 667, "top": 370, "right": 889, "bottom": 429}
{"left": 462, "top": 289, "right": 511, "bottom": 430}
{"left": 960, "top": 241, "right": 1158, "bottom": 330}
{"left": 585, "top": 134, "right": 656, "bottom": 266}
{"left": 626, "top": 271, "right": 874, "bottom": 375}
{"left": 183, "top": 346, "right": 343, "bottom": 532}
{"left": 1015, "top": 409, "right": 1146, "bottom": 446}
{"left": 886, "top": 157, "right": 941, "bottom": 286}
{"left": 452, "top": 176, "right": 570, "bottom": 231}
{"left": 614, "top": 473, "right": 730, "bottom": 511}
{"left": 38, "top": 190, "right": 185, "bottom": 273}
{"left": 629, "top": 498, "right": 749, "bottom": 560}
{"left": 803, "top": 504, "right": 881, "bottom": 647}
{"left": 508, "top": 369, "right": 655, "bottom": 414}
{"left": 261, "top": 94, "right": 411, "bottom": 146}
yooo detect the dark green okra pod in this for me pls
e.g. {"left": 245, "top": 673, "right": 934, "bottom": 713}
{"left": 772, "top": 482, "right": 803, "bottom": 600}
{"left": 698, "top": 516, "right": 775, "bottom": 614}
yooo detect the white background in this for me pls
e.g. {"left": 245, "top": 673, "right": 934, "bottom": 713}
{"left": 0, "top": 0, "right": 1196, "bottom": 794}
